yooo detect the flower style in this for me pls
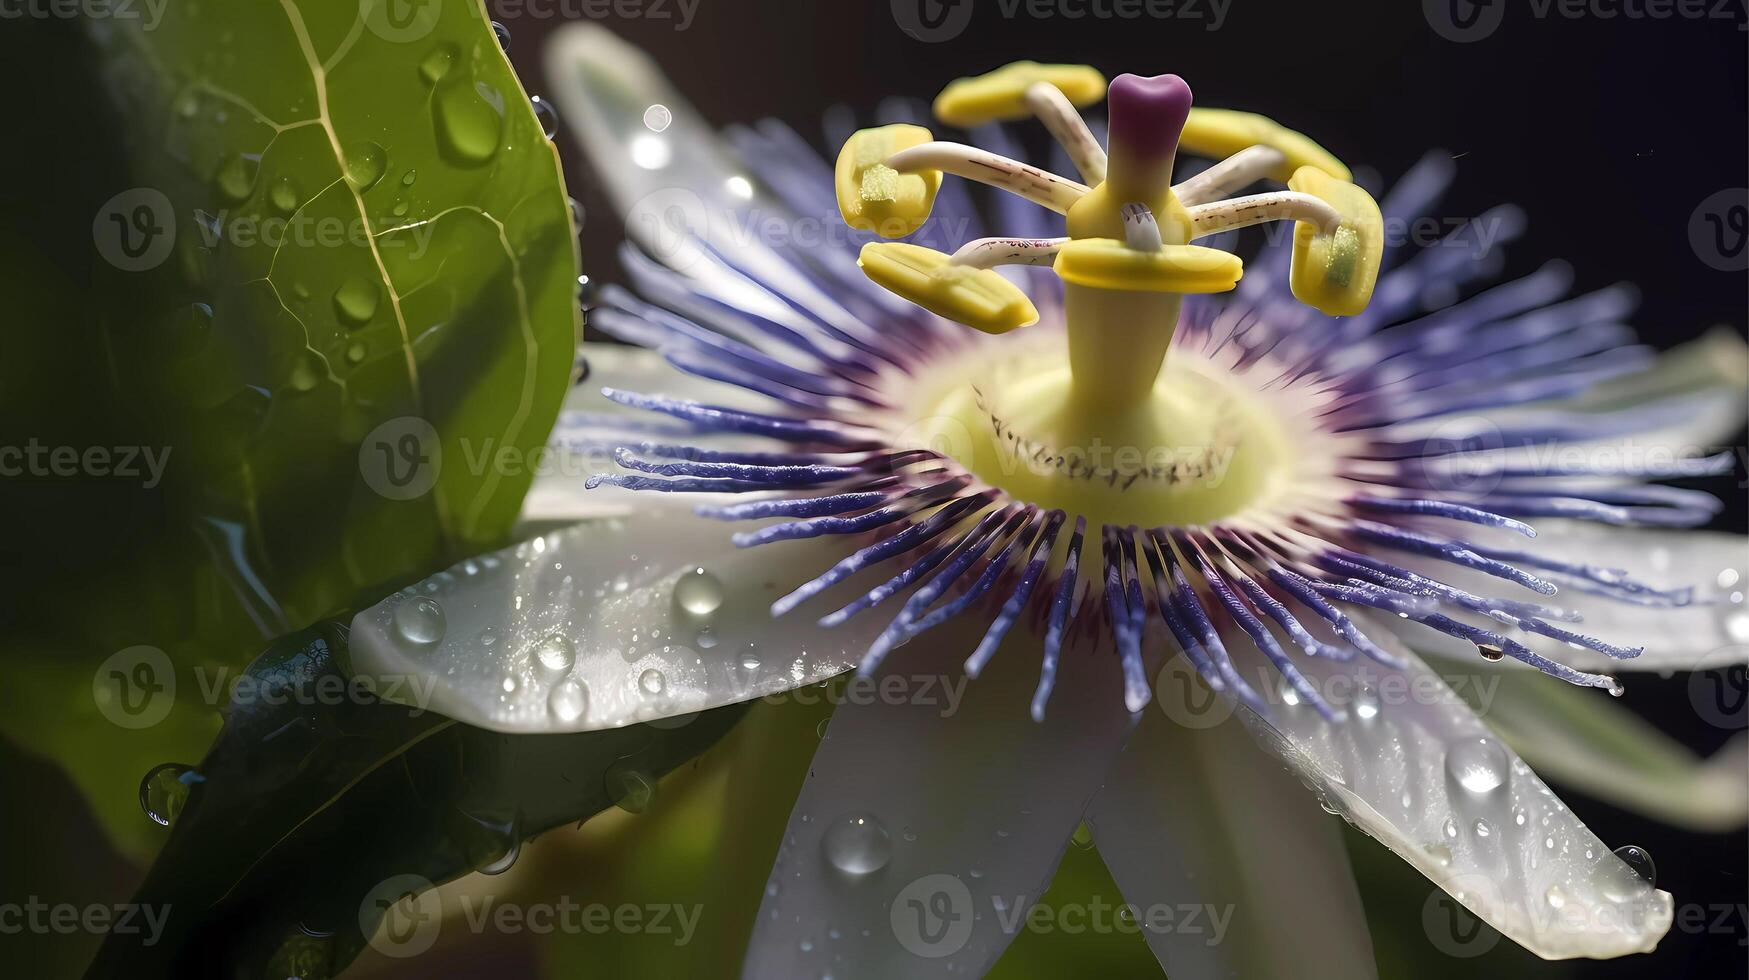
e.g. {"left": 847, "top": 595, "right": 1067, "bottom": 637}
{"left": 347, "top": 25, "right": 1749, "bottom": 979}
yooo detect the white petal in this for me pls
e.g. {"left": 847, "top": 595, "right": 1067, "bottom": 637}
{"left": 1509, "top": 522, "right": 1749, "bottom": 672}
{"left": 520, "top": 343, "right": 783, "bottom": 526}
{"left": 349, "top": 508, "right": 878, "bottom": 733}
{"left": 1457, "top": 666, "right": 1749, "bottom": 832}
{"left": 545, "top": 25, "right": 871, "bottom": 345}
{"left": 1087, "top": 707, "right": 1377, "bottom": 980}
{"left": 1212, "top": 613, "right": 1673, "bottom": 959}
{"left": 743, "top": 626, "right": 1135, "bottom": 979}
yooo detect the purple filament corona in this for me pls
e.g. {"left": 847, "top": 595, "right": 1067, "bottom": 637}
{"left": 569, "top": 112, "right": 1720, "bottom": 719}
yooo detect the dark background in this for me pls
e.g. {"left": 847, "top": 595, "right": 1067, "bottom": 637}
{"left": 0, "top": 0, "right": 1743, "bottom": 977}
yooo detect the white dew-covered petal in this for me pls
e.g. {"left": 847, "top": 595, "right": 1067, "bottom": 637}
{"left": 545, "top": 24, "right": 872, "bottom": 346}
{"left": 349, "top": 508, "right": 877, "bottom": 733}
{"left": 1217, "top": 613, "right": 1673, "bottom": 959}
{"left": 743, "top": 629, "right": 1135, "bottom": 979}
{"left": 1450, "top": 666, "right": 1749, "bottom": 832}
{"left": 1509, "top": 522, "right": 1749, "bottom": 672}
{"left": 521, "top": 343, "right": 786, "bottom": 525}
{"left": 1087, "top": 707, "right": 1377, "bottom": 980}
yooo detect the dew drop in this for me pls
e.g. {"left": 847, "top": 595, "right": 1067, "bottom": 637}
{"left": 393, "top": 595, "right": 446, "bottom": 647}
{"left": 513, "top": 632, "right": 565, "bottom": 677}
{"left": 605, "top": 761, "right": 656, "bottom": 813}
{"left": 491, "top": 20, "right": 510, "bottom": 49}
{"left": 287, "top": 351, "right": 324, "bottom": 392}
{"left": 1425, "top": 842, "right": 1452, "bottom": 867}
{"left": 637, "top": 668, "right": 666, "bottom": 696}
{"left": 1070, "top": 822, "right": 1094, "bottom": 850}
{"left": 332, "top": 276, "right": 380, "bottom": 327}
{"left": 823, "top": 812, "right": 891, "bottom": 875}
{"left": 568, "top": 196, "right": 586, "bottom": 230}
{"left": 530, "top": 95, "right": 558, "bottom": 140}
{"left": 815, "top": 718, "right": 829, "bottom": 739}
{"left": 740, "top": 651, "right": 761, "bottom": 670}
{"left": 1473, "top": 818, "right": 1492, "bottom": 839}
{"left": 418, "top": 44, "right": 455, "bottom": 84}
{"left": 1545, "top": 884, "right": 1567, "bottom": 909}
{"left": 458, "top": 808, "right": 521, "bottom": 875}
{"left": 1442, "top": 817, "right": 1458, "bottom": 839}
{"left": 434, "top": 78, "right": 504, "bottom": 167}
{"left": 672, "top": 567, "right": 725, "bottom": 621}
{"left": 345, "top": 341, "right": 366, "bottom": 364}
{"left": 549, "top": 678, "right": 588, "bottom": 724}
{"left": 343, "top": 142, "right": 387, "bottom": 191}
{"left": 139, "top": 763, "right": 203, "bottom": 827}
{"left": 1444, "top": 736, "right": 1509, "bottom": 795}
{"left": 642, "top": 103, "right": 673, "bottom": 132}
{"left": 214, "top": 153, "right": 258, "bottom": 203}
{"left": 269, "top": 176, "right": 299, "bottom": 214}
{"left": 1476, "top": 642, "right": 1505, "bottom": 663}
{"left": 1353, "top": 688, "right": 1380, "bottom": 721}
{"left": 1613, "top": 845, "right": 1656, "bottom": 886}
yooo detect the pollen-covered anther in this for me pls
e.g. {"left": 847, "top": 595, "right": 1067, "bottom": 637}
{"left": 835, "top": 124, "right": 940, "bottom": 239}
{"left": 857, "top": 241, "right": 1039, "bottom": 334}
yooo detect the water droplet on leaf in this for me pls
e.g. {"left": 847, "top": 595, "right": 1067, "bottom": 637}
{"left": 823, "top": 812, "right": 891, "bottom": 875}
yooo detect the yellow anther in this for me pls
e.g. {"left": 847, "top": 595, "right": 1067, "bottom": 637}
{"left": 1179, "top": 109, "right": 1351, "bottom": 182}
{"left": 835, "top": 125, "right": 941, "bottom": 239}
{"left": 1053, "top": 239, "right": 1243, "bottom": 294}
{"left": 933, "top": 61, "right": 1106, "bottom": 128}
{"left": 858, "top": 242, "right": 1039, "bottom": 334}
{"left": 1286, "top": 166, "right": 1383, "bottom": 318}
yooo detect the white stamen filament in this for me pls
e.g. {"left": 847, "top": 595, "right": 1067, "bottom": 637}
{"left": 1187, "top": 190, "right": 1340, "bottom": 239}
{"left": 1172, "top": 143, "right": 1288, "bottom": 206}
{"left": 886, "top": 141, "right": 1090, "bottom": 214}
{"left": 1120, "top": 202, "right": 1163, "bottom": 252}
{"left": 1023, "top": 81, "right": 1108, "bottom": 184}
{"left": 948, "top": 236, "right": 1069, "bottom": 268}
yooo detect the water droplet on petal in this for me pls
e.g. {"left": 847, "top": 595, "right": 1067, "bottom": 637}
{"left": 139, "top": 763, "right": 202, "bottom": 827}
{"left": 1613, "top": 844, "right": 1657, "bottom": 886}
{"left": 1425, "top": 842, "right": 1452, "bottom": 867}
{"left": 1442, "top": 817, "right": 1458, "bottom": 839}
{"left": 643, "top": 104, "right": 673, "bottom": 132}
{"left": 638, "top": 668, "right": 666, "bottom": 696}
{"left": 1353, "top": 687, "right": 1380, "bottom": 721}
{"left": 1473, "top": 818, "right": 1492, "bottom": 838}
{"left": 823, "top": 812, "right": 891, "bottom": 875}
{"left": 1476, "top": 642, "right": 1505, "bottom": 663}
{"left": 533, "top": 633, "right": 575, "bottom": 673}
{"left": 549, "top": 678, "right": 588, "bottom": 724}
{"left": 1444, "top": 736, "right": 1509, "bottom": 795}
{"left": 1544, "top": 884, "right": 1567, "bottom": 909}
{"left": 672, "top": 567, "right": 724, "bottom": 622}
{"left": 393, "top": 595, "right": 446, "bottom": 647}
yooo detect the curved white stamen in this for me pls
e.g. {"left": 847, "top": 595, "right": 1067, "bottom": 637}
{"left": 1173, "top": 143, "right": 1288, "bottom": 206}
{"left": 886, "top": 141, "right": 1090, "bottom": 213}
{"left": 1187, "top": 190, "right": 1340, "bottom": 238}
{"left": 948, "top": 236, "right": 1069, "bottom": 268}
{"left": 1023, "top": 81, "right": 1107, "bottom": 184}
{"left": 1120, "top": 202, "right": 1163, "bottom": 252}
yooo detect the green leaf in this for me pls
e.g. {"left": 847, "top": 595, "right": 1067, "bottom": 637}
{"left": 0, "top": 1, "right": 578, "bottom": 857}
{"left": 85, "top": 622, "right": 741, "bottom": 978}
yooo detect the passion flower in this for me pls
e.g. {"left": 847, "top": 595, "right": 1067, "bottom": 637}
{"left": 348, "top": 25, "right": 1749, "bottom": 977}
